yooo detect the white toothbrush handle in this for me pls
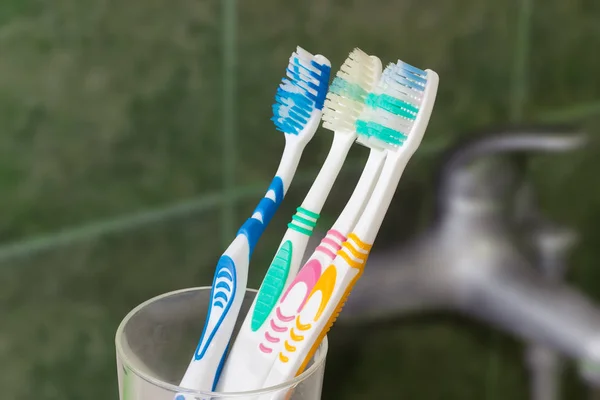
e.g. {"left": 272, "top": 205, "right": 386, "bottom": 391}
{"left": 218, "top": 145, "right": 385, "bottom": 393}
{"left": 178, "top": 235, "right": 249, "bottom": 393}
{"left": 215, "top": 228, "right": 344, "bottom": 395}
{"left": 248, "top": 132, "right": 356, "bottom": 325}
{"left": 259, "top": 69, "right": 439, "bottom": 400}
{"left": 353, "top": 69, "right": 439, "bottom": 244}
{"left": 245, "top": 148, "right": 386, "bottom": 385}
{"left": 217, "top": 133, "right": 354, "bottom": 391}
{"left": 176, "top": 141, "right": 307, "bottom": 397}
{"left": 259, "top": 252, "right": 361, "bottom": 400}
{"left": 330, "top": 148, "right": 386, "bottom": 234}
{"left": 255, "top": 228, "right": 347, "bottom": 354}
{"left": 216, "top": 227, "right": 310, "bottom": 392}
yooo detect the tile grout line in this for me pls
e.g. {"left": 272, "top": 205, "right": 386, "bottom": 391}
{"left": 509, "top": 0, "right": 534, "bottom": 122}
{"left": 0, "top": 141, "right": 447, "bottom": 265}
{"left": 486, "top": 0, "right": 535, "bottom": 399}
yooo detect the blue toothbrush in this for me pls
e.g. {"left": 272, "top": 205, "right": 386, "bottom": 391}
{"left": 176, "top": 47, "right": 331, "bottom": 397}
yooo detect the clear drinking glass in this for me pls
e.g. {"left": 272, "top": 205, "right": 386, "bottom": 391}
{"left": 115, "top": 287, "right": 328, "bottom": 399}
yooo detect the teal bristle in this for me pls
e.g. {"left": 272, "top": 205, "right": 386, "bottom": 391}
{"left": 321, "top": 48, "right": 381, "bottom": 133}
{"left": 356, "top": 118, "right": 407, "bottom": 148}
{"left": 364, "top": 93, "right": 378, "bottom": 108}
{"left": 329, "top": 77, "right": 368, "bottom": 102}
{"left": 355, "top": 60, "right": 428, "bottom": 150}
{"left": 377, "top": 94, "right": 418, "bottom": 120}
{"left": 366, "top": 121, "right": 408, "bottom": 145}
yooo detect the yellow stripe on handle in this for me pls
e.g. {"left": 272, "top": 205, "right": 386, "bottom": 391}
{"left": 337, "top": 250, "right": 363, "bottom": 269}
{"left": 348, "top": 232, "right": 372, "bottom": 251}
{"left": 337, "top": 233, "right": 371, "bottom": 270}
{"left": 341, "top": 241, "right": 364, "bottom": 259}
{"left": 294, "top": 270, "right": 364, "bottom": 377}
{"left": 293, "top": 233, "right": 371, "bottom": 376}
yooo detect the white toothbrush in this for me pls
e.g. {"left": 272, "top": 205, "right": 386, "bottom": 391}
{"left": 259, "top": 60, "right": 439, "bottom": 400}
{"left": 175, "top": 47, "right": 331, "bottom": 397}
{"left": 216, "top": 49, "right": 382, "bottom": 393}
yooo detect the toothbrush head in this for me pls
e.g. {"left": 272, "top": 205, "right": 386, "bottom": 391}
{"left": 355, "top": 60, "right": 439, "bottom": 152}
{"left": 272, "top": 47, "right": 331, "bottom": 140}
{"left": 322, "top": 48, "right": 382, "bottom": 133}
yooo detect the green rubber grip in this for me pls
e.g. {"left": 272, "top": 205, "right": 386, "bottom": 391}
{"left": 251, "top": 240, "right": 293, "bottom": 331}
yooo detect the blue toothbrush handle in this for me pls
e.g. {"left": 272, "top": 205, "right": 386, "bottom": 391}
{"left": 178, "top": 252, "right": 243, "bottom": 393}
{"left": 195, "top": 255, "right": 237, "bottom": 361}
{"left": 238, "top": 176, "right": 285, "bottom": 256}
{"left": 177, "top": 176, "right": 286, "bottom": 394}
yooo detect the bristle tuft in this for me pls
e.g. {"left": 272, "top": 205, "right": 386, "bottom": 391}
{"left": 272, "top": 47, "right": 331, "bottom": 135}
{"left": 322, "top": 48, "right": 381, "bottom": 133}
{"left": 355, "top": 60, "right": 429, "bottom": 150}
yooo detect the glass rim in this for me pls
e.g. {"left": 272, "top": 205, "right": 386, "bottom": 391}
{"left": 115, "top": 286, "right": 329, "bottom": 397}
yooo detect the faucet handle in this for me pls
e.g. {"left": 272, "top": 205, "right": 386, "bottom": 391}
{"left": 439, "top": 124, "right": 586, "bottom": 173}
{"left": 435, "top": 125, "right": 587, "bottom": 217}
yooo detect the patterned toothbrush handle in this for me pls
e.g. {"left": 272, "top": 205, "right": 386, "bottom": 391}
{"left": 257, "top": 229, "right": 347, "bottom": 354}
{"left": 261, "top": 233, "right": 372, "bottom": 400}
{"left": 206, "top": 176, "right": 286, "bottom": 346}
{"left": 292, "top": 233, "right": 373, "bottom": 374}
{"left": 250, "top": 207, "right": 321, "bottom": 333}
{"left": 177, "top": 177, "right": 286, "bottom": 395}
{"left": 238, "top": 176, "right": 286, "bottom": 256}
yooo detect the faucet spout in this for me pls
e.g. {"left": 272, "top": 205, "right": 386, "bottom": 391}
{"left": 459, "top": 258, "right": 600, "bottom": 363}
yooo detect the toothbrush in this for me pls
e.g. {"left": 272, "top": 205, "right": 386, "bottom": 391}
{"left": 176, "top": 47, "right": 331, "bottom": 395}
{"left": 216, "top": 48, "right": 382, "bottom": 393}
{"left": 243, "top": 84, "right": 391, "bottom": 391}
{"left": 220, "top": 61, "right": 390, "bottom": 393}
{"left": 260, "top": 60, "right": 439, "bottom": 399}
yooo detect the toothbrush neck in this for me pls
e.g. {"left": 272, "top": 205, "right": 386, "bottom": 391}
{"left": 331, "top": 148, "right": 386, "bottom": 235}
{"left": 353, "top": 151, "right": 411, "bottom": 244}
{"left": 299, "top": 132, "right": 355, "bottom": 214}
{"left": 236, "top": 140, "right": 305, "bottom": 256}
{"left": 274, "top": 140, "right": 305, "bottom": 195}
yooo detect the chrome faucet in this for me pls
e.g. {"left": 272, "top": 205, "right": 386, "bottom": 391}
{"left": 323, "top": 126, "right": 600, "bottom": 399}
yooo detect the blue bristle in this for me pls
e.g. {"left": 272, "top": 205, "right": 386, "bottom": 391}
{"left": 401, "top": 68, "right": 428, "bottom": 86}
{"left": 384, "top": 61, "right": 428, "bottom": 93}
{"left": 310, "top": 61, "right": 331, "bottom": 109}
{"left": 395, "top": 75, "right": 425, "bottom": 92}
{"left": 398, "top": 61, "right": 426, "bottom": 78}
{"left": 272, "top": 52, "right": 331, "bottom": 135}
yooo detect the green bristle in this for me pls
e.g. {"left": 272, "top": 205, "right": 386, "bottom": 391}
{"left": 355, "top": 119, "right": 372, "bottom": 138}
{"left": 380, "top": 94, "right": 419, "bottom": 116}
{"left": 365, "top": 92, "right": 380, "bottom": 108}
{"left": 330, "top": 77, "right": 368, "bottom": 102}
{"left": 366, "top": 121, "right": 407, "bottom": 147}
{"left": 356, "top": 118, "right": 407, "bottom": 148}
{"left": 366, "top": 93, "right": 418, "bottom": 121}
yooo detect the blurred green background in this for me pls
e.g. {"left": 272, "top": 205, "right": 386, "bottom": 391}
{"left": 1, "top": 0, "right": 600, "bottom": 398}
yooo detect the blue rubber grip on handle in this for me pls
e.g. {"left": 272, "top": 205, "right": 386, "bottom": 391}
{"left": 194, "top": 255, "right": 237, "bottom": 360}
{"left": 237, "top": 177, "right": 284, "bottom": 257}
